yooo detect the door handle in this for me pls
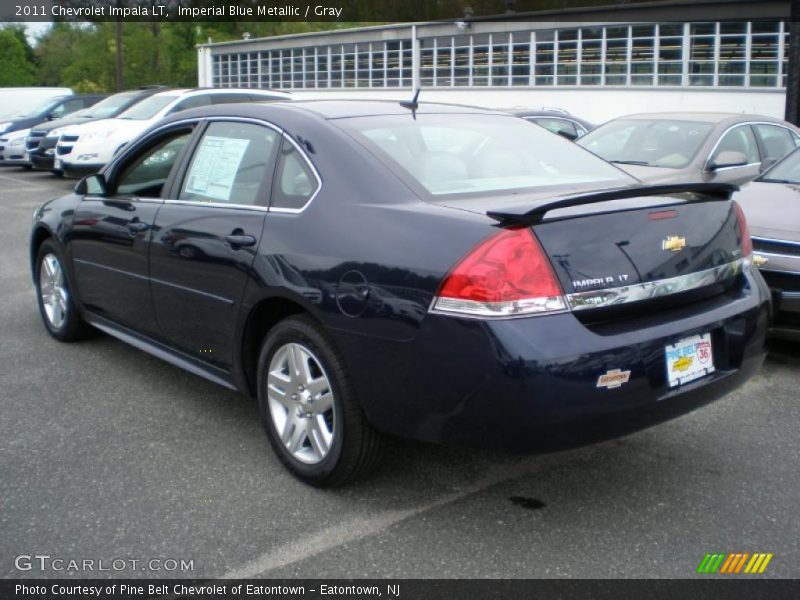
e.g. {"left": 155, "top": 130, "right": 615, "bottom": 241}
{"left": 225, "top": 234, "right": 257, "bottom": 247}
{"left": 128, "top": 221, "right": 149, "bottom": 234}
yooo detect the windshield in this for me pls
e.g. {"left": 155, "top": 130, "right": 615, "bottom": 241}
{"left": 82, "top": 92, "right": 138, "bottom": 119}
{"left": 760, "top": 148, "right": 800, "bottom": 184}
{"left": 338, "top": 113, "right": 632, "bottom": 197}
{"left": 116, "top": 95, "right": 177, "bottom": 120}
{"left": 17, "top": 97, "right": 68, "bottom": 119}
{"left": 578, "top": 119, "right": 715, "bottom": 169}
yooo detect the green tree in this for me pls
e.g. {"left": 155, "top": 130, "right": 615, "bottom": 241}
{"left": 0, "top": 26, "right": 36, "bottom": 86}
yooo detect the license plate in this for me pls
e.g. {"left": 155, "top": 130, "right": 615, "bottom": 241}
{"left": 54, "top": 158, "right": 62, "bottom": 170}
{"left": 23, "top": 151, "right": 29, "bottom": 162}
{"left": 665, "top": 333, "right": 715, "bottom": 388}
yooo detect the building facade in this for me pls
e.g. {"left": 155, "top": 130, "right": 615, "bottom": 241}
{"left": 197, "top": 0, "right": 792, "bottom": 123}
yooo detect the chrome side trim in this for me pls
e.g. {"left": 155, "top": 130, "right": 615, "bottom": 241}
{"left": 567, "top": 259, "right": 745, "bottom": 311}
{"left": 752, "top": 236, "right": 800, "bottom": 249}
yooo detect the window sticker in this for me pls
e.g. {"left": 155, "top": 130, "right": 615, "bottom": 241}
{"left": 184, "top": 136, "right": 250, "bottom": 202}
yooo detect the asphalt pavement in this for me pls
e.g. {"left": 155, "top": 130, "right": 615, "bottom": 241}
{"left": 1, "top": 167, "right": 798, "bottom": 579}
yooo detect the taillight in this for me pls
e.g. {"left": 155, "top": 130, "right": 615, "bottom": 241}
{"left": 733, "top": 201, "right": 752, "bottom": 258}
{"left": 432, "top": 228, "right": 566, "bottom": 317}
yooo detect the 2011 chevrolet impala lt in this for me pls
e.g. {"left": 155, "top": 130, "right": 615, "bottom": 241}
{"left": 30, "top": 101, "right": 770, "bottom": 486}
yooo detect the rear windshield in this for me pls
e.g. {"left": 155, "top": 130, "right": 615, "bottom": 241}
{"left": 83, "top": 92, "right": 138, "bottom": 119}
{"left": 578, "top": 118, "right": 715, "bottom": 168}
{"left": 338, "top": 113, "right": 631, "bottom": 196}
{"left": 117, "top": 95, "right": 177, "bottom": 120}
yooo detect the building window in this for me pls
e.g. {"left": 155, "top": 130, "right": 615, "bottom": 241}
{"left": 534, "top": 30, "right": 554, "bottom": 86}
{"left": 689, "top": 22, "right": 715, "bottom": 86}
{"left": 511, "top": 33, "right": 530, "bottom": 86}
{"left": 580, "top": 27, "right": 603, "bottom": 85}
{"left": 604, "top": 26, "right": 629, "bottom": 85}
{"left": 718, "top": 22, "right": 747, "bottom": 86}
{"left": 630, "top": 25, "right": 655, "bottom": 85}
{"left": 556, "top": 28, "right": 578, "bottom": 85}
{"left": 208, "top": 20, "right": 789, "bottom": 92}
{"left": 657, "top": 24, "right": 683, "bottom": 86}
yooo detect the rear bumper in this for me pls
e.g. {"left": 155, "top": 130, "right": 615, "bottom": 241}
{"left": 335, "top": 268, "right": 770, "bottom": 451}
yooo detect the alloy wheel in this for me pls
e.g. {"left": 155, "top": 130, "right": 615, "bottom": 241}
{"left": 39, "top": 253, "right": 68, "bottom": 330}
{"left": 266, "top": 342, "right": 336, "bottom": 464}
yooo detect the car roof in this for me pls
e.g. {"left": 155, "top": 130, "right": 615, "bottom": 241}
{"left": 157, "top": 100, "right": 521, "bottom": 129}
{"left": 612, "top": 112, "right": 789, "bottom": 125}
{"left": 149, "top": 88, "right": 290, "bottom": 100}
{"left": 264, "top": 99, "right": 507, "bottom": 119}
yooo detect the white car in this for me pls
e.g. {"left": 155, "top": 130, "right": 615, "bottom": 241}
{"left": 55, "top": 88, "right": 290, "bottom": 177}
{"left": 0, "top": 128, "right": 31, "bottom": 166}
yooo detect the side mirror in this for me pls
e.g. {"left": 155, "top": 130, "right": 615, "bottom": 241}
{"left": 759, "top": 157, "right": 778, "bottom": 173}
{"left": 708, "top": 150, "right": 748, "bottom": 171}
{"left": 556, "top": 129, "right": 579, "bottom": 141}
{"left": 74, "top": 173, "right": 107, "bottom": 196}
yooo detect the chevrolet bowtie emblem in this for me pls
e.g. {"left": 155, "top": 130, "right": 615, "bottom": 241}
{"left": 662, "top": 236, "right": 686, "bottom": 252}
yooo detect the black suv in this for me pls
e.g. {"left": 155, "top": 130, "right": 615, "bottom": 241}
{"left": 27, "top": 87, "right": 168, "bottom": 173}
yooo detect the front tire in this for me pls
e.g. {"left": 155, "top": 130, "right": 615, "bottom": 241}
{"left": 35, "top": 239, "right": 91, "bottom": 342}
{"left": 257, "top": 315, "right": 385, "bottom": 486}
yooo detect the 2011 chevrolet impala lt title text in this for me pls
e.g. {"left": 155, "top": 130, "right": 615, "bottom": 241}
{"left": 30, "top": 100, "right": 770, "bottom": 486}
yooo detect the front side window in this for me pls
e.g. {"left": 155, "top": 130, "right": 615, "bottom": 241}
{"left": 754, "top": 124, "right": 797, "bottom": 162}
{"left": 340, "top": 113, "right": 631, "bottom": 196}
{"left": 115, "top": 131, "right": 192, "bottom": 197}
{"left": 709, "top": 125, "right": 759, "bottom": 165}
{"left": 579, "top": 119, "right": 715, "bottom": 168}
{"left": 179, "top": 121, "right": 279, "bottom": 206}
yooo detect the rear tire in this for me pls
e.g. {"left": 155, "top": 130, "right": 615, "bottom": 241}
{"left": 35, "top": 239, "right": 91, "bottom": 342}
{"left": 257, "top": 315, "right": 385, "bottom": 486}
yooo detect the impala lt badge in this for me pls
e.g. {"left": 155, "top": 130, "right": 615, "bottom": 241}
{"left": 662, "top": 236, "right": 687, "bottom": 252}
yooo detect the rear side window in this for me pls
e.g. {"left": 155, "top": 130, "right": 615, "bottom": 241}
{"left": 179, "top": 121, "right": 279, "bottom": 206}
{"left": 271, "top": 141, "right": 318, "bottom": 210}
{"left": 754, "top": 124, "right": 797, "bottom": 161}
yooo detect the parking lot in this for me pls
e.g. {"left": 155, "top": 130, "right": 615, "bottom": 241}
{"left": 1, "top": 168, "right": 799, "bottom": 579}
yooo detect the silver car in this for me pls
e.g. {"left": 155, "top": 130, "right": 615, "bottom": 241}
{"left": 734, "top": 147, "right": 800, "bottom": 339}
{"left": 578, "top": 113, "right": 800, "bottom": 186}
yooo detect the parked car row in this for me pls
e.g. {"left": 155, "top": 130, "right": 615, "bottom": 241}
{"left": 25, "top": 94, "right": 798, "bottom": 485}
{"left": 0, "top": 87, "right": 290, "bottom": 177}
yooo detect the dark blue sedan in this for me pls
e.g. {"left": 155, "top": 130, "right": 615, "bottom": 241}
{"left": 30, "top": 100, "right": 770, "bottom": 485}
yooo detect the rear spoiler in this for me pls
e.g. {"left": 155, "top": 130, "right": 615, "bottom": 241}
{"left": 486, "top": 182, "right": 738, "bottom": 226}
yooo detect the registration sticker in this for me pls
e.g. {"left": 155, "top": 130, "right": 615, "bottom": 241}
{"left": 665, "top": 333, "right": 714, "bottom": 388}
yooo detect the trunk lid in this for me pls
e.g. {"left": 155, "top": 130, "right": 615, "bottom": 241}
{"left": 434, "top": 184, "right": 745, "bottom": 308}
{"left": 532, "top": 200, "right": 741, "bottom": 295}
